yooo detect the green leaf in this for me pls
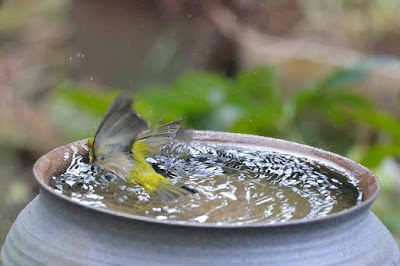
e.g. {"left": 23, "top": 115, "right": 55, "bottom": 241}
{"left": 317, "top": 92, "right": 371, "bottom": 125}
{"left": 232, "top": 66, "right": 282, "bottom": 109}
{"left": 314, "top": 57, "right": 395, "bottom": 91}
{"left": 138, "top": 89, "right": 210, "bottom": 117}
{"left": 54, "top": 85, "right": 119, "bottom": 117}
{"left": 50, "top": 98, "right": 101, "bottom": 140}
{"left": 230, "top": 107, "right": 282, "bottom": 137}
{"left": 347, "top": 108, "right": 400, "bottom": 140}
{"left": 173, "top": 72, "right": 232, "bottom": 102}
{"left": 138, "top": 73, "right": 233, "bottom": 127}
{"left": 316, "top": 67, "right": 366, "bottom": 90}
{"left": 291, "top": 88, "right": 371, "bottom": 126}
{"left": 360, "top": 143, "right": 400, "bottom": 168}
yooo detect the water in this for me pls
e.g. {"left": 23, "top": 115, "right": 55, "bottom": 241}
{"left": 49, "top": 142, "right": 362, "bottom": 225}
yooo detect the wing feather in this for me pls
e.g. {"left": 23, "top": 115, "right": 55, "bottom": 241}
{"left": 138, "top": 119, "right": 184, "bottom": 148}
{"left": 93, "top": 93, "right": 148, "bottom": 156}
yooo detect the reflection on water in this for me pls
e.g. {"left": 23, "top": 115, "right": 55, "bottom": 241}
{"left": 50, "top": 142, "right": 361, "bottom": 225}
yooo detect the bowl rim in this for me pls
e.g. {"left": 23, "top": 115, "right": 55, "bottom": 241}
{"left": 33, "top": 130, "right": 380, "bottom": 228}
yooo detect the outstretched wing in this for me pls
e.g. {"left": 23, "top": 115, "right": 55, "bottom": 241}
{"left": 93, "top": 93, "right": 148, "bottom": 157}
{"left": 138, "top": 119, "right": 184, "bottom": 148}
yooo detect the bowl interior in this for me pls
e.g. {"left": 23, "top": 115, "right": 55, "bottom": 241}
{"left": 32, "top": 130, "right": 379, "bottom": 226}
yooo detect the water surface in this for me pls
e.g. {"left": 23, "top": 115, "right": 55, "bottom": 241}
{"left": 50, "top": 142, "right": 362, "bottom": 225}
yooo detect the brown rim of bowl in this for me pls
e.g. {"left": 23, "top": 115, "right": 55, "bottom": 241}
{"left": 33, "top": 130, "right": 380, "bottom": 228}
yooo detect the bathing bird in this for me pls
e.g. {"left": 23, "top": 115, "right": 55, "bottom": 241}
{"left": 87, "top": 93, "right": 190, "bottom": 201}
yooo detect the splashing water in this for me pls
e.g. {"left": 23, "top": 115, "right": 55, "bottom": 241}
{"left": 49, "top": 142, "right": 362, "bottom": 225}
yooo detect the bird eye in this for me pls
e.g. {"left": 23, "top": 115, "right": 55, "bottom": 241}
{"left": 98, "top": 155, "right": 105, "bottom": 161}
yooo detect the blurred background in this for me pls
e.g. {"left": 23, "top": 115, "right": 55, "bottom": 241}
{"left": 1, "top": 0, "right": 400, "bottom": 246}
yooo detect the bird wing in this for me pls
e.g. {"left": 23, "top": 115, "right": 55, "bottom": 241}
{"left": 137, "top": 119, "right": 184, "bottom": 149}
{"left": 93, "top": 93, "right": 148, "bottom": 157}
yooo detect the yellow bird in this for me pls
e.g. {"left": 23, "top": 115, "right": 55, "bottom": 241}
{"left": 87, "top": 93, "right": 190, "bottom": 201}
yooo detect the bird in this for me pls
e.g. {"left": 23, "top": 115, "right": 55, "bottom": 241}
{"left": 87, "top": 93, "right": 190, "bottom": 201}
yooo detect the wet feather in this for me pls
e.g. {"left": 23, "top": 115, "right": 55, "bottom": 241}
{"left": 89, "top": 93, "right": 191, "bottom": 201}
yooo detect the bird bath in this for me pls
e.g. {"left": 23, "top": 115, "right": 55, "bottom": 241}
{"left": 1, "top": 130, "right": 399, "bottom": 265}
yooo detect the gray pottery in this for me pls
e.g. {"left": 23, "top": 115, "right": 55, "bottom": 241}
{"left": 2, "top": 130, "right": 400, "bottom": 265}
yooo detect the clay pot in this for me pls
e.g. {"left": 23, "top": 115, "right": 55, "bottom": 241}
{"left": 2, "top": 131, "right": 399, "bottom": 265}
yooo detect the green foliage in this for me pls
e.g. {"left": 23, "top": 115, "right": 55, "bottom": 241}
{"left": 53, "top": 64, "right": 400, "bottom": 169}
{"left": 55, "top": 85, "right": 119, "bottom": 116}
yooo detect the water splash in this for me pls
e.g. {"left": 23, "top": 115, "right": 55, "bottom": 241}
{"left": 50, "top": 142, "right": 361, "bottom": 225}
